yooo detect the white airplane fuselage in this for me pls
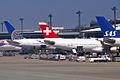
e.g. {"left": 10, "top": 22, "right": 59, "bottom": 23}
{"left": 14, "top": 39, "right": 45, "bottom": 47}
{"left": 45, "top": 38, "right": 103, "bottom": 52}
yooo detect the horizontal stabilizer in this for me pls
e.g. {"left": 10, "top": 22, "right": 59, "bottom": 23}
{"left": 7, "top": 40, "right": 21, "bottom": 47}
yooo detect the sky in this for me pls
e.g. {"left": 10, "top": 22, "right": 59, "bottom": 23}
{"left": 0, "top": 0, "right": 120, "bottom": 31}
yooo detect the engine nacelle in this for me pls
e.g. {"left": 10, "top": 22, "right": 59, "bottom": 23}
{"left": 110, "top": 47, "right": 119, "bottom": 52}
{"left": 92, "top": 47, "right": 103, "bottom": 52}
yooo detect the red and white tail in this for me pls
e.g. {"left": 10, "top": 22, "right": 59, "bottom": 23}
{"left": 39, "top": 22, "right": 60, "bottom": 38}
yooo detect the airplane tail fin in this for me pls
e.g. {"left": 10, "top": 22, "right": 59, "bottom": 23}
{"left": 96, "top": 16, "right": 120, "bottom": 38}
{"left": 39, "top": 22, "right": 60, "bottom": 38}
{"left": 4, "top": 21, "right": 24, "bottom": 40}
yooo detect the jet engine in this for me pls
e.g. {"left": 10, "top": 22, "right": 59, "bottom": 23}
{"left": 110, "top": 46, "right": 120, "bottom": 52}
{"left": 92, "top": 47, "right": 103, "bottom": 52}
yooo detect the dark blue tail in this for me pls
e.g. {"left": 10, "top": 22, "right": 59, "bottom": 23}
{"left": 4, "top": 21, "right": 24, "bottom": 40}
{"left": 96, "top": 16, "right": 120, "bottom": 38}
{"left": 4, "top": 21, "right": 15, "bottom": 36}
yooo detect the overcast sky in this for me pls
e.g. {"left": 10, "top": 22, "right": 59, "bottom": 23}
{"left": 0, "top": 0, "right": 120, "bottom": 31}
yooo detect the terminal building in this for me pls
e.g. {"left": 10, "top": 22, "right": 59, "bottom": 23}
{"left": 0, "top": 27, "right": 79, "bottom": 39}
{"left": 0, "top": 19, "right": 120, "bottom": 39}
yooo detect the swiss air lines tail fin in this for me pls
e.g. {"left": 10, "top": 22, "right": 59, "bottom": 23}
{"left": 96, "top": 16, "right": 120, "bottom": 38}
{"left": 4, "top": 21, "right": 24, "bottom": 40}
{"left": 39, "top": 22, "right": 60, "bottom": 38}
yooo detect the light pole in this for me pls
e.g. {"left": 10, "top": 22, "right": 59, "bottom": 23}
{"left": 76, "top": 11, "right": 82, "bottom": 37}
{"left": 76, "top": 11, "right": 81, "bottom": 28}
{"left": 19, "top": 18, "right": 24, "bottom": 36}
{"left": 48, "top": 14, "right": 52, "bottom": 27}
{"left": 111, "top": 6, "right": 117, "bottom": 28}
{"left": 0, "top": 22, "right": 3, "bottom": 32}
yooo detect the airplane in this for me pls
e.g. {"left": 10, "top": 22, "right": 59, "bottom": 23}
{"left": 96, "top": 16, "right": 120, "bottom": 51}
{"left": 0, "top": 40, "right": 21, "bottom": 51}
{"left": 0, "top": 30, "right": 22, "bottom": 53}
{"left": 4, "top": 21, "right": 48, "bottom": 52}
{"left": 39, "top": 22, "right": 105, "bottom": 53}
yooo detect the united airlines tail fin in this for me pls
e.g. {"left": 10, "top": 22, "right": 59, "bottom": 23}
{"left": 39, "top": 22, "right": 60, "bottom": 38}
{"left": 4, "top": 21, "right": 24, "bottom": 40}
{"left": 96, "top": 16, "right": 120, "bottom": 38}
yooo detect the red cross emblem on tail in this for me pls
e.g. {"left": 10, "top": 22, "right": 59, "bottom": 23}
{"left": 43, "top": 27, "right": 52, "bottom": 35}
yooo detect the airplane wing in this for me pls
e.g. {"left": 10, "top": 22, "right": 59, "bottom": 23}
{"left": 44, "top": 40, "right": 55, "bottom": 45}
{"left": 97, "top": 38, "right": 116, "bottom": 46}
{"left": 7, "top": 40, "right": 21, "bottom": 47}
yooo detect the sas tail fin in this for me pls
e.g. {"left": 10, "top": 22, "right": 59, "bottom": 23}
{"left": 39, "top": 22, "right": 60, "bottom": 38}
{"left": 96, "top": 16, "right": 120, "bottom": 38}
{"left": 4, "top": 21, "right": 24, "bottom": 40}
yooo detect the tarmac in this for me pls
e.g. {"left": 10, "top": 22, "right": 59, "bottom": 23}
{"left": 0, "top": 55, "right": 120, "bottom": 80}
